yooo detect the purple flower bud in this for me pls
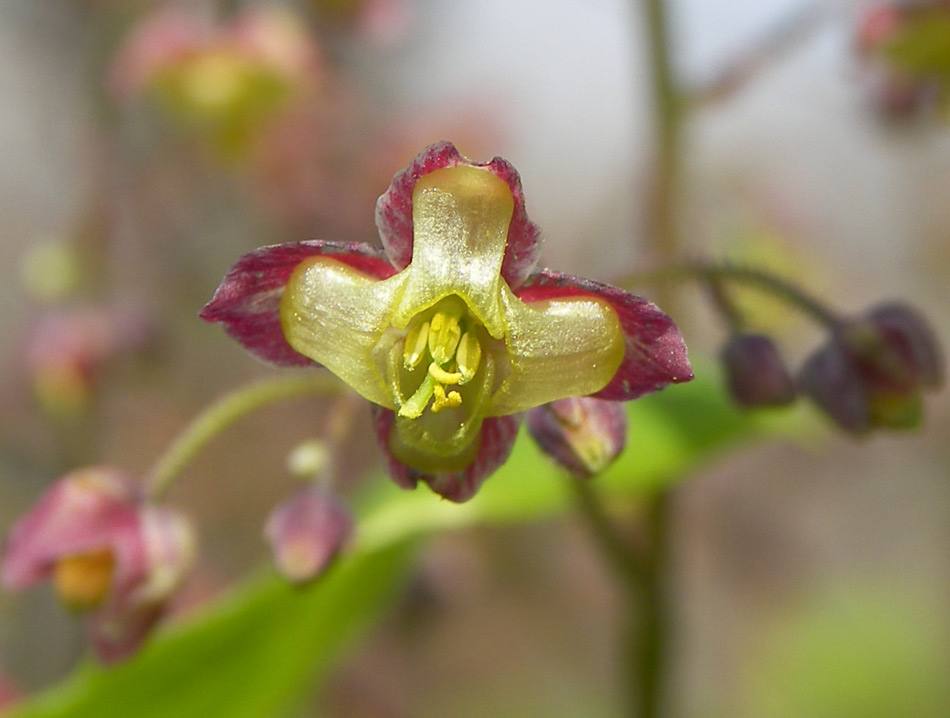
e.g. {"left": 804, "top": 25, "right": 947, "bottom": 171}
{"left": 1, "top": 467, "right": 194, "bottom": 663}
{"left": 720, "top": 334, "right": 796, "bottom": 408}
{"left": 264, "top": 486, "right": 352, "bottom": 584}
{"left": 799, "top": 342, "right": 872, "bottom": 434}
{"left": 526, "top": 397, "right": 628, "bottom": 479}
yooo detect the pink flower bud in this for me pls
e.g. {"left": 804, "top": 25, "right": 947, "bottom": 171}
{"left": 1, "top": 467, "right": 194, "bottom": 662}
{"left": 720, "top": 333, "right": 796, "bottom": 408}
{"left": 527, "top": 397, "right": 628, "bottom": 479}
{"left": 264, "top": 486, "right": 352, "bottom": 584}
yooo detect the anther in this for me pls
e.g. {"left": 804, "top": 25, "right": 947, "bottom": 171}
{"left": 428, "top": 310, "right": 462, "bottom": 365}
{"left": 432, "top": 384, "right": 462, "bottom": 413}
{"left": 403, "top": 321, "right": 430, "bottom": 370}
{"left": 456, "top": 331, "right": 482, "bottom": 384}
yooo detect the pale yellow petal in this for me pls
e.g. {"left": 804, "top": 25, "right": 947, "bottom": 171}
{"left": 487, "top": 285, "right": 625, "bottom": 416}
{"left": 280, "top": 257, "right": 408, "bottom": 408}
{"left": 391, "top": 166, "right": 514, "bottom": 338}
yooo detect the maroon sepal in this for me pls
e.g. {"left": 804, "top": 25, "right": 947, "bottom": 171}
{"left": 371, "top": 405, "right": 522, "bottom": 503}
{"left": 199, "top": 241, "right": 397, "bottom": 366}
{"left": 515, "top": 270, "right": 693, "bottom": 400}
{"left": 374, "top": 141, "right": 542, "bottom": 288}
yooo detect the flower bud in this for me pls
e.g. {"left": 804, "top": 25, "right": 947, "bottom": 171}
{"left": 720, "top": 333, "right": 796, "bottom": 408}
{"left": 526, "top": 397, "right": 627, "bottom": 479}
{"left": 799, "top": 342, "right": 873, "bottom": 434}
{"left": 1, "top": 467, "right": 194, "bottom": 663}
{"left": 264, "top": 486, "right": 352, "bottom": 584}
{"left": 800, "top": 301, "right": 943, "bottom": 434}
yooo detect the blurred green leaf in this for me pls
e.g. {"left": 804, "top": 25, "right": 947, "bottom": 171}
{"left": 10, "top": 365, "right": 807, "bottom": 718}
{"left": 7, "top": 543, "right": 414, "bottom": 718}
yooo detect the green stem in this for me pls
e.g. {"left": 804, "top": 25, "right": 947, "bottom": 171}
{"left": 641, "top": 0, "right": 684, "bottom": 311}
{"left": 145, "top": 373, "right": 343, "bottom": 500}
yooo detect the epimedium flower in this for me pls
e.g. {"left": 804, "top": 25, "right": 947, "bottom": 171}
{"left": 201, "top": 142, "right": 693, "bottom": 501}
{"left": 1, "top": 467, "right": 195, "bottom": 663}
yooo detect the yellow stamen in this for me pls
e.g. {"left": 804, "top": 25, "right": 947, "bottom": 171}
{"left": 403, "top": 320, "right": 430, "bottom": 369}
{"left": 456, "top": 331, "right": 482, "bottom": 384}
{"left": 53, "top": 549, "right": 115, "bottom": 612}
{"left": 428, "top": 362, "right": 463, "bottom": 385}
{"left": 432, "top": 384, "right": 462, "bottom": 413}
{"left": 398, "top": 372, "right": 438, "bottom": 419}
{"left": 428, "top": 302, "right": 464, "bottom": 365}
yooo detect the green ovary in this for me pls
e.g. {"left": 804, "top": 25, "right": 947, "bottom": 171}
{"left": 388, "top": 295, "right": 496, "bottom": 472}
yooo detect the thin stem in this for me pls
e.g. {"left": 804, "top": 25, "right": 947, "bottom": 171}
{"left": 641, "top": 0, "right": 684, "bottom": 311}
{"left": 629, "top": 491, "right": 673, "bottom": 718}
{"left": 571, "top": 479, "right": 643, "bottom": 587}
{"left": 619, "top": 261, "right": 842, "bottom": 329}
{"left": 145, "top": 373, "right": 343, "bottom": 500}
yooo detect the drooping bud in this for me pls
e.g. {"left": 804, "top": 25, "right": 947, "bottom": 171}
{"left": 799, "top": 301, "right": 943, "bottom": 434}
{"left": 720, "top": 333, "right": 796, "bottom": 408}
{"left": 799, "top": 342, "right": 873, "bottom": 434}
{"left": 264, "top": 486, "right": 352, "bottom": 584}
{"left": 526, "top": 397, "right": 628, "bottom": 479}
{"left": 1, "top": 467, "right": 194, "bottom": 663}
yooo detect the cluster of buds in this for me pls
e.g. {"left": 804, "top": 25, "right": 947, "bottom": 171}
{"left": 1, "top": 468, "right": 194, "bottom": 662}
{"left": 855, "top": 1, "right": 950, "bottom": 119}
{"left": 721, "top": 302, "right": 943, "bottom": 435}
{"left": 108, "top": 6, "right": 323, "bottom": 155}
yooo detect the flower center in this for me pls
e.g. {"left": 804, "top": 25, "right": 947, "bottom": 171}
{"left": 396, "top": 295, "right": 486, "bottom": 418}
{"left": 53, "top": 549, "right": 115, "bottom": 612}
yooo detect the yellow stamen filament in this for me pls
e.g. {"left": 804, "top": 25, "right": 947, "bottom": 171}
{"left": 428, "top": 362, "right": 463, "bottom": 385}
{"left": 403, "top": 321, "right": 430, "bottom": 370}
{"left": 455, "top": 331, "right": 481, "bottom": 384}
{"left": 53, "top": 549, "right": 115, "bottom": 612}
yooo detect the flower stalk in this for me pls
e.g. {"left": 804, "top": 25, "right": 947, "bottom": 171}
{"left": 145, "top": 373, "right": 343, "bottom": 500}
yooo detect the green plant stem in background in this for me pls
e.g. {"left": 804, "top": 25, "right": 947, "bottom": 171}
{"left": 145, "top": 373, "right": 343, "bottom": 500}
{"left": 641, "top": 0, "right": 684, "bottom": 314}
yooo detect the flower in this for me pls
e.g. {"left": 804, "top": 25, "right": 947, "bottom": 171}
{"left": 526, "top": 397, "right": 628, "bottom": 479}
{"left": 108, "top": 7, "right": 323, "bottom": 156}
{"left": 264, "top": 485, "right": 353, "bottom": 584}
{"left": 1, "top": 467, "right": 194, "bottom": 662}
{"left": 799, "top": 302, "right": 943, "bottom": 433}
{"left": 201, "top": 142, "right": 692, "bottom": 501}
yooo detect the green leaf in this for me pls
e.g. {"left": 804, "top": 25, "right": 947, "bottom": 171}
{"left": 7, "top": 543, "right": 414, "bottom": 718}
{"left": 10, "top": 365, "right": 807, "bottom": 718}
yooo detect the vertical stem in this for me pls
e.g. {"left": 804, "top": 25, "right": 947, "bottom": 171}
{"left": 631, "top": 491, "right": 673, "bottom": 718}
{"left": 635, "top": 0, "right": 682, "bottom": 714}
{"left": 641, "top": 0, "right": 683, "bottom": 312}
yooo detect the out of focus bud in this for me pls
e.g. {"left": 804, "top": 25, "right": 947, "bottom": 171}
{"left": 855, "top": 2, "right": 950, "bottom": 120}
{"left": 24, "top": 305, "right": 153, "bottom": 416}
{"left": 800, "top": 302, "right": 943, "bottom": 433}
{"left": 1, "top": 467, "right": 194, "bottom": 662}
{"left": 264, "top": 486, "right": 352, "bottom": 584}
{"left": 721, "top": 333, "right": 796, "bottom": 408}
{"left": 526, "top": 397, "right": 628, "bottom": 479}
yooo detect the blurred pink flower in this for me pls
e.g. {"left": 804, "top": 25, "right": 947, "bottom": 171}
{"left": 1, "top": 467, "right": 194, "bottom": 663}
